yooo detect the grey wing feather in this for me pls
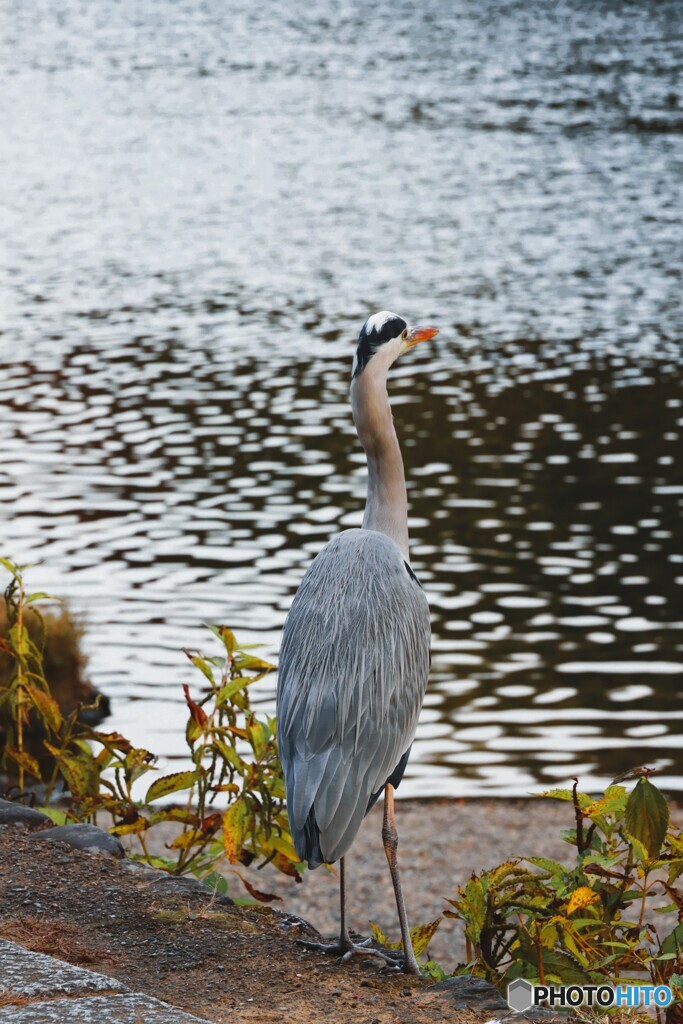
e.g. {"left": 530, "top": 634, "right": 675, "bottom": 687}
{"left": 276, "top": 528, "right": 430, "bottom": 866}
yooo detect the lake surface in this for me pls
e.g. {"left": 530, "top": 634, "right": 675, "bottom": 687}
{"left": 1, "top": 0, "right": 682, "bottom": 797}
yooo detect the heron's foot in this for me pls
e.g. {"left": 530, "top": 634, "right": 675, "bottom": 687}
{"left": 296, "top": 936, "right": 405, "bottom": 970}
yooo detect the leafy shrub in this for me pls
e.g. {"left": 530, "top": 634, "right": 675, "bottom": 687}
{"left": 0, "top": 557, "right": 86, "bottom": 795}
{"left": 90, "top": 626, "right": 299, "bottom": 887}
{"left": 0, "top": 557, "right": 302, "bottom": 894}
{"left": 0, "top": 595, "right": 102, "bottom": 721}
{"left": 444, "top": 776, "right": 682, "bottom": 1016}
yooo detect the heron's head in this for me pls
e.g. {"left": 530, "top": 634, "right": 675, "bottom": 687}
{"left": 351, "top": 311, "right": 438, "bottom": 380}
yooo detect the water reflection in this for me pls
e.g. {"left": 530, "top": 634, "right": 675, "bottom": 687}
{"left": 0, "top": 0, "right": 681, "bottom": 795}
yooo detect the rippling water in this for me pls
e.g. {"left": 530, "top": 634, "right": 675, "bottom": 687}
{"left": 1, "top": 0, "right": 682, "bottom": 796}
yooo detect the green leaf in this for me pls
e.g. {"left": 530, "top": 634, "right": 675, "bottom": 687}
{"left": 268, "top": 775, "right": 285, "bottom": 799}
{"left": 145, "top": 770, "right": 200, "bottom": 803}
{"left": 668, "top": 859, "right": 683, "bottom": 885}
{"left": 25, "top": 592, "right": 58, "bottom": 604}
{"left": 422, "top": 960, "right": 447, "bottom": 982}
{"left": 0, "top": 557, "right": 19, "bottom": 578}
{"left": 184, "top": 652, "right": 215, "bottom": 684}
{"left": 526, "top": 857, "right": 567, "bottom": 875}
{"left": 662, "top": 923, "right": 683, "bottom": 958}
{"left": 625, "top": 779, "right": 669, "bottom": 857}
{"left": 584, "top": 786, "right": 628, "bottom": 820}
{"left": 539, "top": 788, "right": 592, "bottom": 808}
{"left": 562, "top": 930, "right": 589, "bottom": 966}
{"left": 669, "top": 974, "right": 683, "bottom": 997}
{"left": 212, "top": 739, "right": 246, "bottom": 774}
{"left": 203, "top": 870, "right": 229, "bottom": 896}
{"left": 216, "top": 675, "right": 259, "bottom": 705}
{"left": 233, "top": 652, "right": 274, "bottom": 674}
{"left": 37, "top": 807, "right": 70, "bottom": 825}
{"left": 151, "top": 809, "right": 199, "bottom": 828}
{"left": 129, "top": 853, "right": 177, "bottom": 872}
{"left": 623, "top": 830, "right": 649, "bottom": 862}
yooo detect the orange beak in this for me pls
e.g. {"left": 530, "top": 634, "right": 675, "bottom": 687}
{"left": 402, "top": 325, "right": 439, "bottom": 351}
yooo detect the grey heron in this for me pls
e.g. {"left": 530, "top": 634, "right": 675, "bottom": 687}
{"left": 277, "top": 311, "right": 437, "bottom": 975}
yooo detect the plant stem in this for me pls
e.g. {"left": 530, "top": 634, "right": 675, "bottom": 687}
{"left": 16, "top": 572, "right": 25, "bottom": 791}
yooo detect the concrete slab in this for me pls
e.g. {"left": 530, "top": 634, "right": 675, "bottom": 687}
{"left": 0, "top": 938, "right": 125, "bottom": 999}
{"left": 0, "top": 992, "right": 214, "bottom": 1023}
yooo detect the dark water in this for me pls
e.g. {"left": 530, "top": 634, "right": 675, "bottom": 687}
{"left": 1, "top": 0, "right": 682, "bottom": 796}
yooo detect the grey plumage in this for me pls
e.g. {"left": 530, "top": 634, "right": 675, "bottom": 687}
{"left": 277, "top": 528, "right": 430, "bottom": 867}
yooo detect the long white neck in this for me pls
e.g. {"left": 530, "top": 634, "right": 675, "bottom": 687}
{"left": 350, "top": 344, "right": 409, "bottom": 561}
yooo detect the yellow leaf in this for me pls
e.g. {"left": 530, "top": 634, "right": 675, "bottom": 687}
{"left": 271, "top": 852, "right": 302, "bottom": 880}
{"left": 410, "top": 918, "right": 441, "bottom": 957}
{"left": 566, "top": 886, "right": 598, "bottom": 915}
{"left": 145, "top": 770, "right": 199, "bottom": 803}
{"left": 248, "top": 721, "right": 268, "bottom": 760}
{"left": 168, "top": 829, "right": 204, "bottom": 850}
{"left": 57, "top": 751, "right": 100, "bottom": 800}
{"left": 5, "top": 745, "right": 41, "bottom": 779}
{"left": 369, "top": 921, "right": 397, "bottom": 948}
{"left": 26, "top": 686, "right": 62, "bottom": 732}
{"left": 222, "top": 798, "right": 250, "bottom": 863}
{"left": 272, "top": 835, "right": 301, "bottom": 864}
{"left": 110, "top": 816, "right": 149, "bottom": 836}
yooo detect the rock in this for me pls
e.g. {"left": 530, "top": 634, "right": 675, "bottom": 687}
{"left": 428, "top": 975, "right": 565, "bottom": 1022}
{"left": 430, "top": 974, "right": 508, "bottom": 1012}
{"left": 0, "top": 994, "right": 214, "bottom": 1023}
{"left": 28, "top": 823, "right": 125, "bottom": 858}
{"left": 0, "top": 799, "right": 52, "bottom": 830}
{"left": 273, "top": 909, "right": 322, "bottom": 941}
{"left": 120, "top": 859, "right": 170, "bottom": 881}
{"left": 147, "top": 874, "right": 232, "bottom": 904}
{"left": 0, "top": 938, "right": 126, "bottom": 999}
{"left": 0, "top": 940, "right": 213, "bottom": 1022}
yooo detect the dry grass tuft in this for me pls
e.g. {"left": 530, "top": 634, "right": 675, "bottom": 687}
{"left": 0, "top": 916, "right": 115, "bottom": 969}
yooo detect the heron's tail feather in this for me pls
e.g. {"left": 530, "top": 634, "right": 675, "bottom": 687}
{"left": 301, "top": 806, "right": 324, "bottom": 869}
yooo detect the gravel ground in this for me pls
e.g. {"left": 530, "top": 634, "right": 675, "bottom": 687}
{"left": 121, "top": 796, "right": 683, "bottom": 969}
{"left": 0, "top": 826, "right": 483, "bottom": 1024}
{"left": 3, "top": 797, "right": 680, "bottom": 1023}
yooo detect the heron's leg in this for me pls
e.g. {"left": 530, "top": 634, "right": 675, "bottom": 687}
{"left": 338, "top": 855, "right": 352, "bottom": 946}
{"left": 382, "top": 784, "right": 421, "bottom": 976}
{"left": 297, "top": 855, "right": 403, "bottom": 967}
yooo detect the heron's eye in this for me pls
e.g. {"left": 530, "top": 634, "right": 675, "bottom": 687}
{"left": 401, "top": 328, "right": 408, "bottom": 341}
